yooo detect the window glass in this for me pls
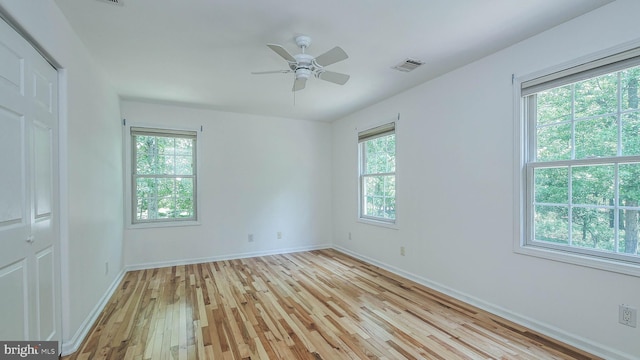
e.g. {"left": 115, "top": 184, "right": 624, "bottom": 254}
{"left": 132, "top": 129, "right": 197, "bottom": 224}
{"left": 359, "top": 124, "right": 396, "bottom": 223}
{"left": 524, "top": 60, "right": 640, "bottom": 262}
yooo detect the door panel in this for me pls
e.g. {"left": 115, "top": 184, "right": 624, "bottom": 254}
{"left": 0, "top": 260, "right": 28, "bottom": 340}
{"left": 0, "top": 108, "right": 25, "bottom": 227}
{"left": 33, "top": 121, "right": 52, "bottom": 219}
{"left": 0, "top": 40, "right": 23, "bottom": 94}
{"left": 32, "top": 68, "right": 53, "bottom": 112}
{"left": 36, "top": 247, "right": 55, "bottom": 340}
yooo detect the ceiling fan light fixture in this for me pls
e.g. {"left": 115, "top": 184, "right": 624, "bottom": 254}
{"left": 295, "top": 68, "right": 312, "bottom": 79}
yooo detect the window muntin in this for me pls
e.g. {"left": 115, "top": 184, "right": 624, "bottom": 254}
{"left": 523, "top": 60, "right": 640, "bottom": 263}
{"left": 359, "top": 123, "right": 396, "bottom": 223}
{"left": 131, "top": 127, "right": 197, "bottom": 224}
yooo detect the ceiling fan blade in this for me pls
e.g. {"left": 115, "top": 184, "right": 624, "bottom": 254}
{"left": 318, "top": 71, "right": 350, "bottom": 85}
{"left": 251, "top": 70, "right": 292, "bottom": 75}
{"left": 314, "top": 46, "right": 348, "bottom": 66}
{"left": 267, "top": 44, "right": 296, "bottom": 62}
{"left": 292, "top": 77, "right": 306, "bottom": 92}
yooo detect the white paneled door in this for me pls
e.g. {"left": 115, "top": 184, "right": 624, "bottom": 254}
{"left": 0, "top": 18, "right": 60, "bottom": 343}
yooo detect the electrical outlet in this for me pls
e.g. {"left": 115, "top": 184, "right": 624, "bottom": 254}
{"left": 348, "top": 232, "right": 352, "bottom": 240}
{"left": 105, "top": 262, "right": 109, "bottom": 275}
{"left": 277, "top": 231, "right": 282, "bottom": 239}
{"left": 400, "top": 246, "right": 405, "bottom": 256}
{"left": 619, "top": 304, "right": 637, "bottom": 328}
{"left": 248, "top": 234, "right": 254, "bottom": 242}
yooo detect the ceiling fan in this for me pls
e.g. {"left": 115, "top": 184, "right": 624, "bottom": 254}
{"left": 252, "top": 35, "right": 350, "bottom": 92}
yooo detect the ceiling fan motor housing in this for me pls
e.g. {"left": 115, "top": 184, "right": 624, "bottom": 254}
{"left": 292, "top": 54, "right": 314, "bottom": 68}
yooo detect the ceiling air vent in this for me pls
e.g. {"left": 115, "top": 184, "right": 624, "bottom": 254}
{"left": 96, "top": 0, "right": 123, "bottom": 5}
{"left": 392, "top": 58, "right": 424, "bottom": 72}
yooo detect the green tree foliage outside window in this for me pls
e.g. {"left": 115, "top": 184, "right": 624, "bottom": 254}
{"left": 360, "top": 132, "right": 396, "bottom": 222}
{"left": 132, "top": 129, "right": 197, "bottom": 223}
{"left": 528, "top": 66, "right": 640, "bottom": 258}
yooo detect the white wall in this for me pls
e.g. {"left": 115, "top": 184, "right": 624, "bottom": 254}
{"left": 332, "top": 1, "right": 640, "bottom": 359}
{"left": 0, "top": 0, "right": 123, "bottom": 351}
{"left": 121, "top": 100, "right": 332, "bottom": 268}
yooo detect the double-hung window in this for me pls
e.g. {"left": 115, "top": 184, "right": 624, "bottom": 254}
{"left": 358, "top": 122, "right": 396, "bottom": 224}
{"left": 520, "top": 47, "right": 640, "bottom": 269}
{"left": 130, "top": 127, "right": 198, "bottom": 224}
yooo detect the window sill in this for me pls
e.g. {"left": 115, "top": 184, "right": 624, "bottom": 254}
{"left": 514, "top": 244, "right": 640, "bottom": 278}
{"left": 127, "top": 220, "right": 201, "bottom": 230}
{"left": 357, "top": 217, "right": 399, "bottom": 230}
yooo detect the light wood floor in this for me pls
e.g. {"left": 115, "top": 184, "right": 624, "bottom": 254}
{"left": 63, "top": 249, "right": 601, "bottom": 360}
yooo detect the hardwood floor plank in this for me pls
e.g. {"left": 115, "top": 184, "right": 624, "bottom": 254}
{"left": 63, "top": 249, "right": 603, "bottom": 360}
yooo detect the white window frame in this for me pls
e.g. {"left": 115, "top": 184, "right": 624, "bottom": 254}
{"left": 357, "top": 118, "right": 398, "bottom": 228}
{"left": 124, "top": 123, "right": 201, "bottom": 228}
{"left": 514, "top": 42, "right": 640, "bottom": 277}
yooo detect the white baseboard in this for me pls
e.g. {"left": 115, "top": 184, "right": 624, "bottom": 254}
{"left": 332, "top": 245, "right": 633, "bottom": 360}
{"left": 126, "top": 243, "right": 332, "bottom": 271}
{"left": 61, "top": 268, "right": 126, "bottom": 356}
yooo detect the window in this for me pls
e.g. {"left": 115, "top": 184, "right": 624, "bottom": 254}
{"left": 520, "top": 47, "right": 640, "bottom": 268}
{"left": 130, "top": 127, "right": 198, "bottom": 224}
{"left": 358, "top": 122, "right": 396, "bottom": 223}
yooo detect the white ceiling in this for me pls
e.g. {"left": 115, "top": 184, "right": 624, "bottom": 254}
{"left": 54, "top": 0, "right": 612, "bottom": 122}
